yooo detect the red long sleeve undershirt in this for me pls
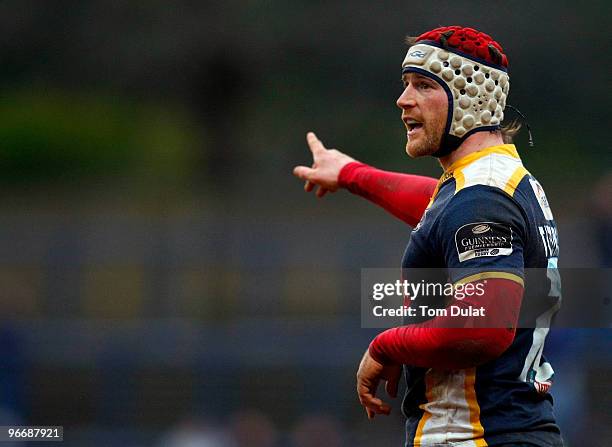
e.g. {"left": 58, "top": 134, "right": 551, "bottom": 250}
{"left": 338, "top": 162, "right": 438, "bottom": 227}
{"left": 338, "top": 163, "right": 521, "bottom": 369}
{"left": 369, "top": 278, "right": 523, "bottom": 370}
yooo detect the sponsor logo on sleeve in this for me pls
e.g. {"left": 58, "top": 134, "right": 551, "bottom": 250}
{"left": 455, "top": 222, "right": 513, "bottom": 262}
{"left": 529, "top": 178, "right": 554, "bottom": 220}
{"left": 471, "top": 224, "right": 490, "bottom": 234}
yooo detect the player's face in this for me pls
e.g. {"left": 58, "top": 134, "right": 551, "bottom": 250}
{"left": 396, "top": 72, "right": 447, "bottom": 158}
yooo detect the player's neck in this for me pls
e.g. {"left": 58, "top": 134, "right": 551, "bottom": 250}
{"left": 438, "top": 132, "right": 506, "bottom": 172}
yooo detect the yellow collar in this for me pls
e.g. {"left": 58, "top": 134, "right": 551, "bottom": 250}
{"left": 441, "top": 144, "right": 520, "bottom": 181}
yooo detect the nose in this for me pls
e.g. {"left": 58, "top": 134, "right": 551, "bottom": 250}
{"left": 396, "top": 85, "right": 416, "bottom": 110}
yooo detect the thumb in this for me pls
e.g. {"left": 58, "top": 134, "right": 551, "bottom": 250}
{"left": 293, "top": 165, "right": 315, "bottom": 181}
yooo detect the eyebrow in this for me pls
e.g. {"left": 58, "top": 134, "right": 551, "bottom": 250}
{"left": 401, "top": 73, "right": 434, "bottom": 83}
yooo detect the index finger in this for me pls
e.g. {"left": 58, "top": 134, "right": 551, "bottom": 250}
{"left": 306, "top": 132, "right": 326, "bottom": 155}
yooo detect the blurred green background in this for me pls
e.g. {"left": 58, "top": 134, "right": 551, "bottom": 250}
{"left": 0, "top": 1, "right": 610, "bottom": 446}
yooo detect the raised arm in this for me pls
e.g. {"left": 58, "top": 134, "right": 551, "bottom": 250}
{"left": 293, "top": 132, "right": 438, "bottom": 227}
{"left": 338, "top": 162, "right": 437, "bottom": 227}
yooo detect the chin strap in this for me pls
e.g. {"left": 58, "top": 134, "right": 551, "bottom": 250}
{"left": 432, "top": 133, "right": 462, "bottom": 158}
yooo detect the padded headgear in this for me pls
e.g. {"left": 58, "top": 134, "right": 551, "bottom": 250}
{"left": 402, "top": 26, "right": 510, "bottom": 157}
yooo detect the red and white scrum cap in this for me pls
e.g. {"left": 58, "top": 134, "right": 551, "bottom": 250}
{"left": 402, "top": 26, "right": 510, "bottom": 156}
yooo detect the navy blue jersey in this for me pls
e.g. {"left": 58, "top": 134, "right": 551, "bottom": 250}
{"left": 401, "top": 145, "right": 562, "bottom": 446}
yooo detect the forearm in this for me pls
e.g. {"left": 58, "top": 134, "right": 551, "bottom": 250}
{"left": 368, "top": 278, "right": 522, "bottom": 369}
{"left": 338, "top": 162, "right": 438, "bottom": 227}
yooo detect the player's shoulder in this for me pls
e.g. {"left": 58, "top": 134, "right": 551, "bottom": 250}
{"left": 437, "top": 144, "right": 539, "bottom": 223}
{"left": 514, "top": 172, "right": 555, "bottom": 222}
{"left": 439, "top": 183, "right": 527, "bottom": 230}
{"left": 431, "top": 144, "right": 556, "bottom": 235}
{"left": 433, "top": 184, "right": 528, "bottom": 269}
{"left": 435, "top": 176, "right": 529, "bottom": 241}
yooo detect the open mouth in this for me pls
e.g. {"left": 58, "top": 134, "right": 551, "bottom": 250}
{"left": 404, "top": 119, "right": 423, "bottom": 136}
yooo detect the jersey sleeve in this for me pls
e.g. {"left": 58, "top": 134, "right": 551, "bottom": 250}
{"left": 434, "top": 185, "right": 528, "bottom": 285}
{"left": 338, "top": 162, "right": 438, "bottom": 227}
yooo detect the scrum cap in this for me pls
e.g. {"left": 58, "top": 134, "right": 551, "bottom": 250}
{"left": 402, "top": 26, "right": 510, "bottom": 157}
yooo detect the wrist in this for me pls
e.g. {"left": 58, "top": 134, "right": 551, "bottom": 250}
{"left": 338, "top": 161, "right": 369, "bottom": 190}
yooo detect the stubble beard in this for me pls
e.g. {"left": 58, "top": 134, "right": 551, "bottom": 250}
{"left": 405, "top": 116, "right": 445, "bottom": 158}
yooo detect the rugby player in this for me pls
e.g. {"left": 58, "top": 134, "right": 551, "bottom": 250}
{"left": 293, "top": 26, "right": 562, "bottom": 446}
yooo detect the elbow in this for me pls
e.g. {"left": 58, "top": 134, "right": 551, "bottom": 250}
{"left": 435, "top": 328, "right": 515, "bottom": 370}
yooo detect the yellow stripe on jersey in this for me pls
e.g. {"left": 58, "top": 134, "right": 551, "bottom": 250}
{"left": 441, "top": 144, "right": 524, "bottom": 195}
{"left": 426, "top": 183, "right": 441, "bottom": 208}
{"left": 413, "top": 371, "right": 435, "bottom": 446}
{"left": 503, "top": 166, "right": 529, "bottom": 197}
{"left": 455, "top": 271, "right": 525, "bottom": 287}
{"left": 454, "top": 169, "right": 466, "bottom": 193}
{"left": 443, "top": 144, "right": 520, "bottom": 176}
{"left": 465, "top": 368, "right": 488, "bottom": 446}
